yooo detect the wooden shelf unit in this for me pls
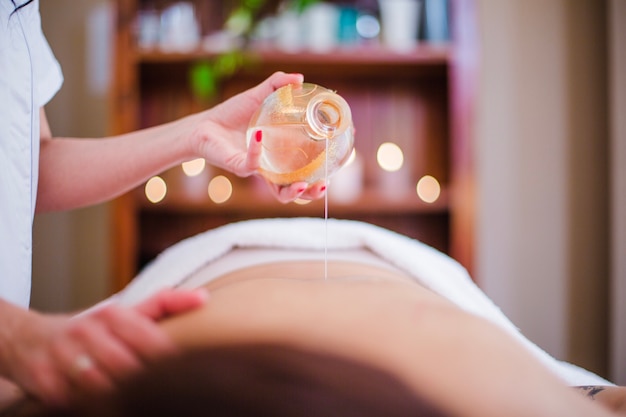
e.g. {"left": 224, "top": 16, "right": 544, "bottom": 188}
{"left": 110, "top": 0, "right": 477, "bottom": 292}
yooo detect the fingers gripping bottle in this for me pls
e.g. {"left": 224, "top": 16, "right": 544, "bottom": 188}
{"left": 247, "top": 83, "right": 355, "bottom": 185}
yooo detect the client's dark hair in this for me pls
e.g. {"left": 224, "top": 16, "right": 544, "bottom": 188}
{"left": 39, "top": 344, "right": 449, "bottom": 417}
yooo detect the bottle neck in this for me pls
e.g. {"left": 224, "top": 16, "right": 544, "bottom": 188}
{"left": 306, "top": 92, "right": 352, "bottom": 140}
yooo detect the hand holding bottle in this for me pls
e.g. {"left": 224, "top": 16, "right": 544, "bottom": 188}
{"left": 184, "top": 72, "right": 327, "bottom": 203}
{"left": 247, "top": 82, "right": 354, "bottom": 187}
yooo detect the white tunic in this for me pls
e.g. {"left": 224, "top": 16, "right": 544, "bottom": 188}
{"left": 0, "top": 0, "right": 63, "bottom": 307}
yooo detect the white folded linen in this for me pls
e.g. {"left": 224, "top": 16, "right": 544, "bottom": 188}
{"left": 110, "top": 217, "right": 613, "bottom": 386}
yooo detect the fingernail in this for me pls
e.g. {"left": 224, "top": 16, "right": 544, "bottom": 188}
{"left": 320, "top": 186, "right": 326, "bottom": 192}
{"left": 297, "top": 187, "right": 306, "bottom": 193}
{"left": 255, "top": 130, "right": 262, "bottom": 142}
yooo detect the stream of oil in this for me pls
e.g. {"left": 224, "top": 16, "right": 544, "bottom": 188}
{"left": 324, "top": 137, "right": 329, "bottom": 280}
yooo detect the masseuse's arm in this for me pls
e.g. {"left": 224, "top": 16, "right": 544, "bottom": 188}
{"left": 36, "top": 72, "right": 325, "bottom": 211}
{"left": 0, "top": 289, "right": 206, "bottom": 406}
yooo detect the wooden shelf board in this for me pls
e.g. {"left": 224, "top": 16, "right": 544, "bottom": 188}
{"left": 136, "top": 187, "right": 450, "bottom": 217}
{"left": 135, "top": 44, "right": 451, "bottom": 67}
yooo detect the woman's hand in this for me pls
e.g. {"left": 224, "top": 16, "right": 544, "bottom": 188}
{"left": 183, "top": 71, "right": 326, "bottom": 203}
{"left": 2, "top": 289, "right": 206, "bottom": 406}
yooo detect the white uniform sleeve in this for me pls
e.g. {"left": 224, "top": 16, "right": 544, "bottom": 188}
{"left": 29, "top": 3, "right": 64, "bottom": 106}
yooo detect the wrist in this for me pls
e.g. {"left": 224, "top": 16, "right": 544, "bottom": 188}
{"left": 173, "top": 112, "right": 208, "bottom": 162}
{"left": 0, "top": 300, "right": 32, "bottom": 378}
{"left": 0, "top": 302, "right": 67, "bottom": 381}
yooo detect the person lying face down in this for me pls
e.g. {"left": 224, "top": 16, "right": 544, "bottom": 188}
{"left": 8, "top": 218, "right": 626, "bottom": 417}
{"left": 72, "top": 217, "right": 621, "bottom": 417}
{"left": 158, "top": 257, "right": 624, "bottom": 417}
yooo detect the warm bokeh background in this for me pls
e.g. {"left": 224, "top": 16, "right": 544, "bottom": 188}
{"left": 34, "top": 0, "right": 625, "bottom": 384}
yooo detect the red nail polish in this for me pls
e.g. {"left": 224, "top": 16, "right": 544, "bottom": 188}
{"left": 297, "top": 187, "right": 306, "bottom": 193}
{"left": 255, "top": 130, "right": 262, "bottom": 142}
{"left": 320, "top": 186, "right": 326, "bottom": 192}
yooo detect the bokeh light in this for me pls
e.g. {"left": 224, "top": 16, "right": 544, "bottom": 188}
{"left": 145, "top": 176, "right": 167, "bottom": 203}
{"left": 293, "top": 198, "right": 312, "bottom": 205}
{"left": 376, "top": 142, "right": 404, "bottom": 172}
{"left": 182, "top": 158, "right": 206, "bottom": 176}
{"left": 356, "top": 14, "right": 380, "bottom": 40}
{"left": 416, "top": 175, "right": 441, "bottom": 203}
{"left": 208, "top": 175, "right": 233, "bottom": 204}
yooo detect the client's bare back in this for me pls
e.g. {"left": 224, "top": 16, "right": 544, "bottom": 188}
{"left": 161, "top": 260, "right": 618, "bottom": 417}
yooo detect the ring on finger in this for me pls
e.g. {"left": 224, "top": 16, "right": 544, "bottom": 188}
{"left": 71, "top": 354, "right": 95, "bottom": 376}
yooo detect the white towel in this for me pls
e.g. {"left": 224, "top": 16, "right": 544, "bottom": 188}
{"left": 112, "top": 217, "right": 613, "bottom": 386}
